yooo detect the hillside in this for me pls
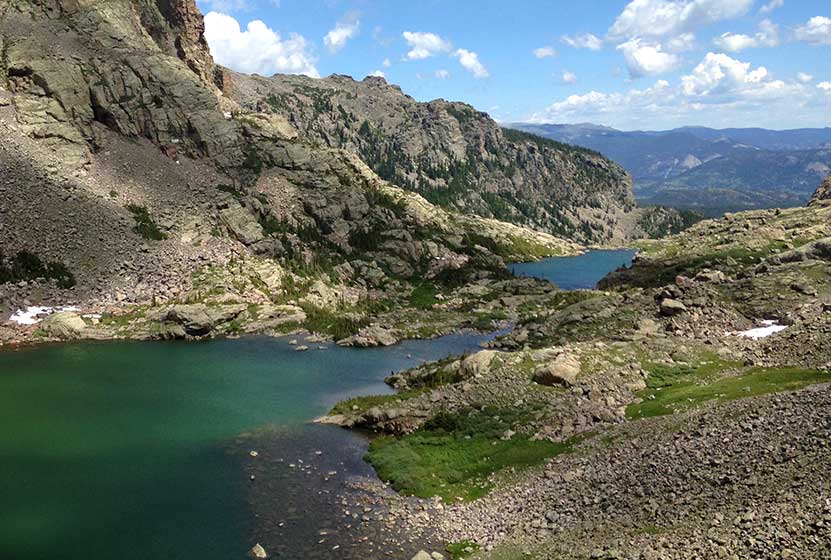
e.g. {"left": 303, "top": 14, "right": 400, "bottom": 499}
{"left": 228, "top": 73, "right": 681, "bottom": 244}
{"left": 510, "top": 122, "right": 831, "bottom": 214}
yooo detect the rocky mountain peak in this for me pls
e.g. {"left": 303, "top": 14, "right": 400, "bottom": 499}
{"left": 809, "top": 174, "right": 831, "bottom": 206}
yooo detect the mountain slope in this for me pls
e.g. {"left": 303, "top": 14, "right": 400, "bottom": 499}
{"left": 0, "top": 0, "right": 588, "bottom": 345}
{"left": 227, "top": 73, "right": 677, "bottom": 244}
{"left": 510, "top": 123, "right": 831, "bottom": 214}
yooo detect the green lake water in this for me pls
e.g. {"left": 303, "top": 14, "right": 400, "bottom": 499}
{"left": 0, "top": 334, "right": 491, "bottom": 560}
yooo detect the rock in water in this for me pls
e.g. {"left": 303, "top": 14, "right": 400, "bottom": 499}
{"left": 249, "top": 543, "right": 267, "bottom": 559}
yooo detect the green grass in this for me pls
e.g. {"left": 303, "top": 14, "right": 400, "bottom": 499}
{"left": 409, "top": 283, "right": 439, "bottom": 309}
{"left": 329, "top": 390, "right": 426, "bottom": 416}
{"left": 366, "top": 407, "right": 575, "bottom": 502}
{"left": 299, "top": 303, "right": 371, "bottom": 340}
{"left": 446, "top": 540, "right": 480, "bottom": 559}
{"left": 627, "top": 366, "right": 830, "bottom": 419}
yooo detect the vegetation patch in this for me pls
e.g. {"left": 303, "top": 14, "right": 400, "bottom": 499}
{"left": 366, "top": 406, "right": 575, "bottom": 501}
{"left": 409, "top": 283, "right": 439, "bottom": 309}
{"left": 446, "top": 540, "right": 480, "bottom": 559}
{"left": 125, "top": 204, "right": 166, "bottom": 241}
{"left": 329, "top": 389, "right": 426, "bottom": 416}
{"left": 628, "top": 366, "right": 830, "bottom": 419}
{"left": 0, "top": 251, "right": 75, "bottom": 288}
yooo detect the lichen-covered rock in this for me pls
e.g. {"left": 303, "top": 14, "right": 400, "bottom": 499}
{"left": 40, "top": 311, "right": 86, "bottom": 339}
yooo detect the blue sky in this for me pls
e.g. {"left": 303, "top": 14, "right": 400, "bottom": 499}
{"left": 196, "top": 0, "right": 831, "bottom": 130}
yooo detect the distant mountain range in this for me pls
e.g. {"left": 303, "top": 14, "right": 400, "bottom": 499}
{"left": 507, "top": 123, "right": 831, "bottom": 215}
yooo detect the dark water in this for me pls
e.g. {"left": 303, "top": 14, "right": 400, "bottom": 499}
{"left": 0, "top": 334, "right": 491, "bottom": 560}
{"left": 508, "top": 249, "right": 636, "bottom": 290}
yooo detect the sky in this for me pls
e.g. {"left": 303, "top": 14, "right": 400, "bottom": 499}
{"left": 195, "top": 0, "right": 831, "bottom": 131}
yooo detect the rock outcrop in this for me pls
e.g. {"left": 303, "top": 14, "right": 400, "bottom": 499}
{"left": 809, "top": 173, "right": 831, "bottom": 206}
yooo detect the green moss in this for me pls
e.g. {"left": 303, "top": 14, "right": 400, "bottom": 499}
{"left": 366, "top": 406, "right": 576, "bottom": 502}
{"left": 627, "top": 366, "right": 830, "bottom": 419}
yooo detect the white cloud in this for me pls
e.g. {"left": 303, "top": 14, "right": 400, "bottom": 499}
{"left": 666, "top": 32, "right": 696, "bottom": 52}
{"left": 608, "top": 0, "right": 754, "bottom": 41}
{"left": 794, "top": 16, "right": 831, "bottom": 46}
{"left": 529, "top": 51, "right": 823, "bottom": 129}
{"left": 435, "top": 69, "right": 451, "bottom": 79}
{"left": 713, "top": 19, "right": 779, "bottom": 52}
{"left": 203, "top": 12, "right": 318, "bottom": 77}
{"left": 797, "top": 72, "right": 814, "bottom": 83}
{"left": 324, "top": 15, "right": 360, "bottom": 54}
{"left": 369, "top": 70, "right": 385, "bottom": 78}
{"left": 561, "top": 32, "right": 603, "bottom": 51}
{"left": 402, "top": 31, "right": 452, "bottom": 60}
{"left": 454, "top": 48, "right": 489, "bottom": 78}
{"left": 680, "top": 52, "right": 770, "bottom": 96}
{"left": 562, "top": 70, "right": 578, "bottom": 84}
{"left": 819, "top": 82, "right": 831, "bottom": 93}
{"left": 534, "top": 46, "right": 556, "bottom": 58}
{"left": 382, "top": 58, "right": 391, "bottom": 68}
{"left": 759, "top": 0, "right": 784, "bottom": 15}
{"left": 617, "top": 39, "right": 681, "bottom": 77}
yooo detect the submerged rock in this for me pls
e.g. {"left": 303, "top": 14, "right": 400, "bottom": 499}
{"left": 249, "top": 543, "right": 267, "bottom": 559}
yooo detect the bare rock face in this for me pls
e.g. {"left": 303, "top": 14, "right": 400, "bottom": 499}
{"left": 40, "top": 311, "right": 87, "bottom": 339}
{"left": 809, "top": 174, "right": 831, "bottom": 206}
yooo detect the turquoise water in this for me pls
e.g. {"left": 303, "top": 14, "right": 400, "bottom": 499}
{"left": 508, "top": 249, "right": 636, "bottom": 290}
{"left": 0, "top": 334, "right": 491, "bottom": 560}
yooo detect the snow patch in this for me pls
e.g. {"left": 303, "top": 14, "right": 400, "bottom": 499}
{"left": 8, "top": 306, "right": 80, "bottom": 326}
{"left": 737, "top": 320, "right": 787, "bottom": 340}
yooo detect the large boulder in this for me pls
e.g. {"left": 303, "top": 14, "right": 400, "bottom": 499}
{"left": 338, "top": 325, "right": 399, "bottom": 347}
{"left": 459, "top": 350, "right": 499, "bottom": 378}
{"left": 162, "top": 304, "right": 245, "bottom": 336}
{"left": 218, "top": 201, "right": 264, "bottom": 245}
{"left": 533, "top": 352, "right": 581, "bottom": 387}
{"left": 659, "top": 298, "right": 688, "bottom": 316}
{"left": 40, "top": 311, "right": 86, "bottom": 339}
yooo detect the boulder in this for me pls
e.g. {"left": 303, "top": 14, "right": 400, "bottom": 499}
{"left": 249, "top": 543, "right": 267, "bottom": 559}
{"left": 809, "top": 173, "right": 831, "bottom": 206}
{"left": 162, "top": 304, "right": 245, "bottom": 336}
{"left": 219, "top": 201, "right": 264, "bottom": 245}
{"left": 659, "top": 298, "right": 688, "bottom": 316}
{"left": 40, "top": 311, "right": 86, "bottom": 339}
{"left": 337, "top": 325, "right": 399, "bottom": 347}
{"left": 533, "top": 352, "right": 581, "bottom": 387}
{"left": 459, "top": 350, "right": 499, "bottom": 378}
{"left": 411, "top": 552, "right": 433, "bottom": 560}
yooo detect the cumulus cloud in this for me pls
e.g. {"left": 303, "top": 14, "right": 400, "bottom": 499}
{"left": 561, "top": 32, "right": 603, "bottom": 51}
{"left": 324, "top": 14, "right": 360, "bottom": 54}
{"left": 528, "top": 51, "right": 821, "bottom": 129}
{"left": 713, "top": 19, "right": 779, "bottom": 52}
{"left": 369, "top": 70, "right": 385, "bottom": 78}
{"left": 562, "top": 70, "right": 578, "bottom": 84}
{"left": 435, "top": 69, "right": 451, "bottom": 79}
{"left": 402, "top": 31, "right": 452, "bottom": 60}
{"left": 203, "top": 12, "right": 318, "bottom": 77}
{"left": 798, "top": 72, "right": 814, "bottom": 83}
{"left": 820, "top": 82, "right": 831, "bottom": 93}
{"left": 680, "top": 52, "right": 770, "bottom": 96}
{"left": 795, "top": 16, "right": 831, "bottom": 46}
{"left": 534, "top": 46, "right": 557, "bottom": 58}
{"left": 666, "top": 32, "right": 696, "bottom": 52}
{"left": 382, "top": 58, "right": 392, "bottom": 68}
{"left": 759, "top": 0, "right": 784, "bottom": 15}
{"left": 617, "top": 39, "right": 681, "bottom": 77}
{"left": 608, "top": 0, "right": 754, "bottom": 41}
{"left": 197, "top": 0, "right": 253, "bottom": 13}
{"left": 454, "top": 49, "right": 489, "bottom": 78}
